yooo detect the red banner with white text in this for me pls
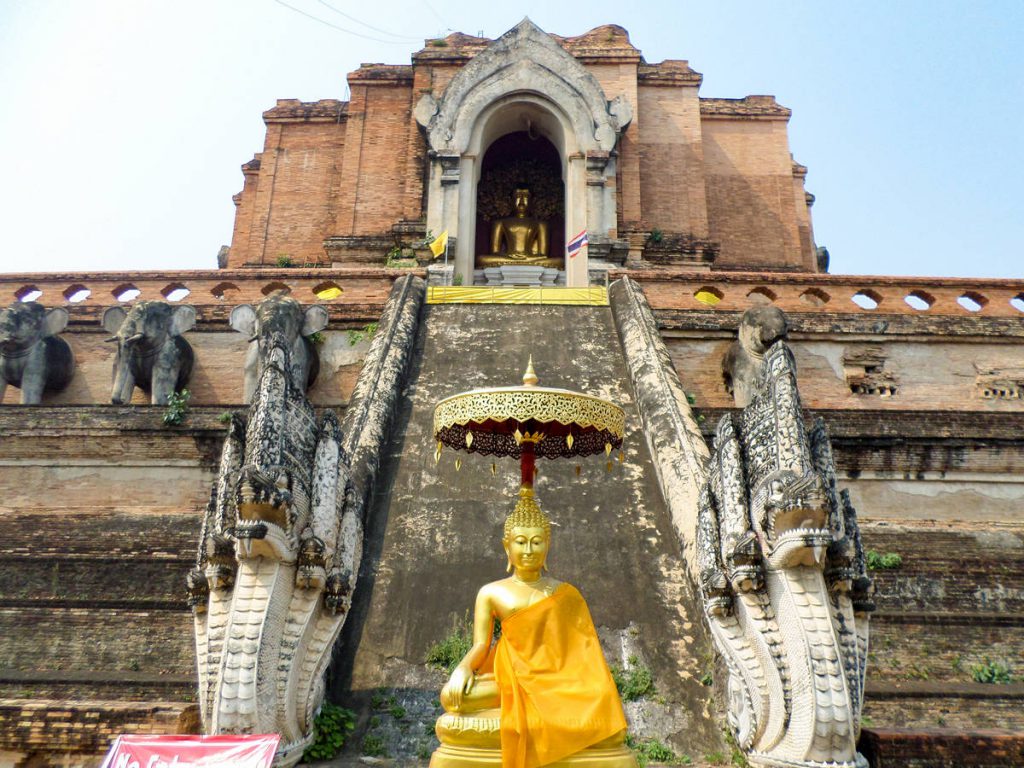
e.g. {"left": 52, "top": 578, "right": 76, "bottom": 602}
{"left": 100, "top": 734, "right": 280, "bottom": 768}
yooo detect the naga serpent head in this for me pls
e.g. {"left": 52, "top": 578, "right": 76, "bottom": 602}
{"left": 757, "top": 469, "right": 832, "bottom": 569}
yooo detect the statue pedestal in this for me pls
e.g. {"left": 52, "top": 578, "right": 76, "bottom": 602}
{"left": 432, "top": 712, "right": 636, "bottom": 768}
{"left": 474, "top": 266, "right": 564, "bottom": 286}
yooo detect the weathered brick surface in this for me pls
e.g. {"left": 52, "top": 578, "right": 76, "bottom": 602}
{"left": 863, "top": 685, "right": 1024, "bottom": 730}
{"left": 0, "top": 608, "right": 193, "bottom": 675}
{"left": 0, "top": 700, "right": 192, "bottom": 753}
{"left": 223, "top": 26, "right": 817, "bottom": 271}
{"left": 860, "top": 727, "right": 1024, "bottom": 767}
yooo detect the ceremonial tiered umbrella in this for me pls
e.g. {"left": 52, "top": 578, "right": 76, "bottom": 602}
{"left": 433, "top": 359, "right": 626, "bottom": 498}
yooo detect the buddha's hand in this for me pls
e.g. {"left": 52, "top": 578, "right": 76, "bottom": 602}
{"left": 442, "top": 664, "right": 476, "bottom": 712}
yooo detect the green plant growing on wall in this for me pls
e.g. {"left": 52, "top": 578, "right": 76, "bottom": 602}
{"left": 648, "top": 228, "right": 664, "bottom": 244}
{"left": 361, "top": 734, "right": 387, "bottom": 757}
{"left": 162, "top": 389, "right": 191, "bottom": 426}
{"left": 346, "top": 322, "right": 379, "bottom": 346}
{"left": 626, "top": 734, "right": 690, "bottom": 766}
{"left": 425, "top": 614, "right": 473, "bottom": 674}
{"left": 302, "top": 701, "right": 356, "bottom": 762}
{"left": 610, "top": 655, "right": 655, "bottom": 702}
{"left": 307, "top": 331, "right": 325, "bottom": 346}
{"left": 971, "top": 657, "right": 1013, "bottom": 684}
{"left": 218, "top": 410, "right": 234, "bottom": 424}
{"left": 276, "top": 255, "right": 294, "bottom": 267}
{"left": 865, "top": 550, "right": 903, "bottom": 569}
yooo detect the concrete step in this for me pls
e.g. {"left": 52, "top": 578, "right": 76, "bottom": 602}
{"left": 864, "top": 681, "right": 1024, "bottom": 731}
{"left": 861, "top": 524, "right": 1024, "bottom": 614}
{"left": 0, "top": 556, "right": 190, "bottom": 606}
{"left": 0, "top": 510, "right": 199, "bottom": 558}
{"left": 859, "top": 727, "right": 1024, "bottom": 767}
{"left": 0, "top": 607, "right": 194, "bottom": 677}
{"left": 0, "top": 670, "right": 195, "bottom": 702}
{"left": 0, "top": 698, "right": 195, "bottom": 754}
{"left": 869, "top": 612, "right": 1024, "bottom": 683}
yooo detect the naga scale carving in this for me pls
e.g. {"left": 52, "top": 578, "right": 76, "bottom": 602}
{"left": 188, "top": 333, "right": 361, "bottom": 767}
{"left": 698, "top": 316, "right": 874, "bottom": 768}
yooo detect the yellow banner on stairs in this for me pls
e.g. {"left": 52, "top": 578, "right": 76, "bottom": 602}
{"left": 426, "top": 286, "right": 608, "bottom": 306}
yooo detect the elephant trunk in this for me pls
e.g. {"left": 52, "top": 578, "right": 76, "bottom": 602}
{"left": 111, "top": 349, "right": 136, "bottom": 404}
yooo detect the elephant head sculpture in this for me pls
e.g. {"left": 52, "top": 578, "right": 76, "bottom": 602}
{"left": 722, "top": 305, "right": 790, "bottom": 408}
{"left": 102, "top": 301, "right": 196, "bottom": 405}
{"left": 229, "top": 293, "right": 328, "bottom": 403}
{"left": 0, "top": 301, "right": 75, "bottom": 404}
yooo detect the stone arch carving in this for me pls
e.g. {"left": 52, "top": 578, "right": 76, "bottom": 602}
{"left": 416, "top": 19, "right": 632, "bottom": 286}
{"left": 416, "top": 19, "right": 631, "bottom": 155}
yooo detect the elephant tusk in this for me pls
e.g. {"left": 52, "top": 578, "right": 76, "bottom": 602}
{"left": 248, "top": 335, "right": 259, "bottom": 343}
{"left": 125, "top": 333, "right": 144, "bottom": 344}
{"left": 104, "top": 336, "right": 118, "bottom": 343}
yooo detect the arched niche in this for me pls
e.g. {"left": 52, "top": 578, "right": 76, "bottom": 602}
{"left": 416, "top": 19, "right": 631, "bottom": 286}
{"left": 469, "top": 98, "right": 570, "bottom": 275}
{"left": 475, "top": 130, "right": 565, "bottom": 270}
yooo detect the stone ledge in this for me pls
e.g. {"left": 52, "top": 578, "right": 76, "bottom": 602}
{"left": 867, "top": 681, "right": 1024, "bottom": 699}
{"left": 860, "top": 727, "right": 1024, "bottom": 766}
{"left": 696, "top": 407, "right": 1024, "bottom": 441}
{"left": 872, "top": 612, "right": 1024, "bottom": 627}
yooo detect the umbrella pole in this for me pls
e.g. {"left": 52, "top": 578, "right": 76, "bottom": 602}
{"left": 520, "top": 442, "right": 536, "bottom": 491}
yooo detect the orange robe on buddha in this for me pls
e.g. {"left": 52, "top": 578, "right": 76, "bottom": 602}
{"left": 493, "top": 584, "right": 628, "bottom": 768}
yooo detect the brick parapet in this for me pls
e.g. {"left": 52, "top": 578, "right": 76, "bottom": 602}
{"left": 262, "top": 99, "right": 348, "bottom": 123}
{"left": 0, "top": 268, "right": 418, "bottom": 318}
{"left": 347, "top": 64, "right": 414, "bottom": 85}
{"left": 699, "top": 95, "right": 792, "bottom": 120}
{"left": 638, "top": 60, "right": 703, "bottom": 87}
{"left": 615, "top": 269, "right": 1024, "bottom": 319}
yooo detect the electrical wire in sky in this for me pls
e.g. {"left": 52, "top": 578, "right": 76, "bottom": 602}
{"left": 312, "top": 0, "right": 423, "bottom": 41}
{"left": 419, "top": 0, "right": 451, "bottom": 34}
{"left": 271, "top": 0, "right": 412, "bottom": 44}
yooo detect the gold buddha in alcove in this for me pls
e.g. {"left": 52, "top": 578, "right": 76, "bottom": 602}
{"left": 478, "top": 188, "right": 561, "bottom": 269}
{"left": 429, "top": 488, "right": 636, "bottom": 768}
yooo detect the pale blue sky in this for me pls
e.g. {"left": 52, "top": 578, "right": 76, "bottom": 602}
{"left": 0, "top": 0, "right": 1020, "bottom": 278}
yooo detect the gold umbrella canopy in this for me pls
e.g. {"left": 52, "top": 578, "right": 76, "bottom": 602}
{"left": 433, "top": 359, "right": 625, "bottom": 484}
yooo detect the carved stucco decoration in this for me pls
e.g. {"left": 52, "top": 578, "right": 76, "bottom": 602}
{"left": 974, "top": 364, "right": 1024, "bottom": 400}
{"left": 415, "top": 18, "right": 632, "bottom": 157}
{"left": 0, "top": 301, "right": 74, "bottom": 404}
{"left": 188, "top": 335, "right": 358, "bottom": 767}
{"left": 699, "top": 335, "right": 874, "bottom": 768}
{"left": 843, "top": 346, "right": 898, "bottom": 398}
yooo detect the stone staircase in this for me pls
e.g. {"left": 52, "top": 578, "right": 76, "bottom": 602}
{"left": 330, "top": 302, "right": 719, "bottom": 763}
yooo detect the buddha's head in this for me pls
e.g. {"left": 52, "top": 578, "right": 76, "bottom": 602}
{"left": 502, "top": 489, "right": 551, "bottom": 574}
{"left": 513, "top": 187, "right": 531, "bottom": 218}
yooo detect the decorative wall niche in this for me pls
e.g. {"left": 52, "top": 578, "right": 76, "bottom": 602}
{"left": 843, "top": 346, "right": 898, "bottom": 397}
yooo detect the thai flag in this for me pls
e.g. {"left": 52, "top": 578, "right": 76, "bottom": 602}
{"left": 567, "top": 229, "right": 588, "bottom": 259}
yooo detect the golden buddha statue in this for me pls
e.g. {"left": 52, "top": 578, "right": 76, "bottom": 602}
{"left": 477, "top": 187, "right": 561, "bottom": 269}
{"left": 431, "top": 487, "right": 636, "bottom": 768}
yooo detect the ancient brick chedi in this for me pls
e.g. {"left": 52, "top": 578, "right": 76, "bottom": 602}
{"left": 227, "top": 20, "right": 817, "bottom": 279}
{"left": 1, "top": 18, "right": 1023, "bottom": 768}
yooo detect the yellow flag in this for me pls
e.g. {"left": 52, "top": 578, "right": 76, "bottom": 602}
{"left": 429, "top": 230, "right": 449, "bottom": 258}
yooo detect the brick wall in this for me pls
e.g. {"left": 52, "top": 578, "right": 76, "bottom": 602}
{"left": 701, "top": 112, "right": 809, "bottom": 270}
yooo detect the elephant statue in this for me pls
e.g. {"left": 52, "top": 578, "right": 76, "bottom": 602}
{"left": 102, "top": 301, "right": 197, "bottom": 405}
{"left": 229, "top": 293, "right": 329, "bottom": 403}
{"left": 0, "top": 301, "right": 75, "bottom": 404}
{"left": 722, "top": 305, "right": 790, "bottom": 408}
